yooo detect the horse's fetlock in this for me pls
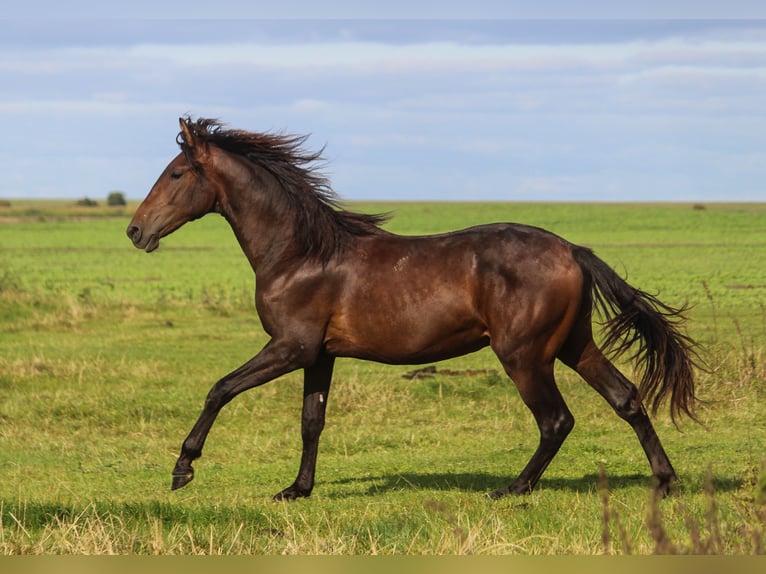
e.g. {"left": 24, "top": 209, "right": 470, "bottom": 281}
{"left": 181, "top": 442, "right": 202, "bottom": 461}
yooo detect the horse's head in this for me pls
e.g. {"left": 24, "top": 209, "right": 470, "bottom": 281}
{"left": 127, "top": 118, "right": 220, "bottom": 252}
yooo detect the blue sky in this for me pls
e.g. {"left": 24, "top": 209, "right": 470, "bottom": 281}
{"left": 1, "top": 11, "right": 765, "bottom": 201}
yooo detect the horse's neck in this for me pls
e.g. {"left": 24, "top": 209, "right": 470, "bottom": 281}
{"left": 218, "top": 179, "right": 298, "bottom": 276}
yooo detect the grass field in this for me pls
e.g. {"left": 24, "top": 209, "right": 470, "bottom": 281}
{"left": 0, "top": 200, "right": 765, "bottom": 554}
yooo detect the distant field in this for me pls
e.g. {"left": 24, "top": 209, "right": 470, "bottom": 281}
{"left": 1, "top": 201, "right": 764, "bottom": 554}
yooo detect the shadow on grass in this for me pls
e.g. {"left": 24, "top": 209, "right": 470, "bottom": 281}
{"left": 0, "top": 473, "right": 746, "bottom": 542}
{"left": 0, "top": 499, "right": 273, "bottom": 531}
{"left": 0, "top": 474, "right": 745, "bottom": 531}
{"left": 325, "top": 471, "right": 744, "bottom": 498}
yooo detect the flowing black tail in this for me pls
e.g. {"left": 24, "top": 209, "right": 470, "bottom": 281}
{"left": 572, "top": 246, "right": 699, "bottom": 424}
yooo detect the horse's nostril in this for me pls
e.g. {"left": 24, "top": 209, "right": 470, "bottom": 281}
{"left": 127, "top": 224, "right": 141, "bottom": 243}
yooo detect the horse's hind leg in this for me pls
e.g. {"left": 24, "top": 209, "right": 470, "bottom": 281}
{"left": 490, "top": 357, "right": 575, "bottom": 499}
{"left": 561, "top": 338, "right": 677, "bottom": 496}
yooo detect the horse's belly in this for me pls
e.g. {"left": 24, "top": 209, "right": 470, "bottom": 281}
{"left": 324, "top": 313, "right": 489, "bottom": 365}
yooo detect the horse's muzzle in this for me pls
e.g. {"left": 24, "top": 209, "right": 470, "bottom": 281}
{"left": 126, "top": 224, "right": 160, "bottom": 253}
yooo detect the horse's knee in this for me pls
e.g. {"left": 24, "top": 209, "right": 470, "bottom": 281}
{"left": 541, "top": 410, "right": 575, "bottom": 443}
{"left": 557, "top": 411, "right": 575, "bottom": 438}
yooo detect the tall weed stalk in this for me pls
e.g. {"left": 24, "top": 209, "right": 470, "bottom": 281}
{"left": 600, "top": 466, "right": 766, "bottom": 554}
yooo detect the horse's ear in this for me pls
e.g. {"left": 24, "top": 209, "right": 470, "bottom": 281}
{"left": 178, "top": 117, "right": 197, "bottom": 149}
{"left": 178, "top": 117, "right": 209, "bottom": 168}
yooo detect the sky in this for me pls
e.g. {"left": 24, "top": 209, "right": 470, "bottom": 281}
{"left": 1, "top": 8, "right": 765, "bottom": 201}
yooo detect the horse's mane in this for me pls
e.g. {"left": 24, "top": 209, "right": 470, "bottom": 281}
{"left": 179, "top": 117, "right": 389, "bottom": 263}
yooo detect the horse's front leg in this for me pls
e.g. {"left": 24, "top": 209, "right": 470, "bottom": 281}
{"left": 273, "top": 352, "right": 335, "bottom": 501}
{"left": 171, "top": 339, "right": 310, "bottom": 491}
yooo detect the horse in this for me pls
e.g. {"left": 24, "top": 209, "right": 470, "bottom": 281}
{"left": 127, "top": 117, "right": 699, "bottom": 501}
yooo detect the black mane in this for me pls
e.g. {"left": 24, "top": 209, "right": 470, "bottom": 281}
{"left": 179, "top": 117, "right": 389, "bottom": 263}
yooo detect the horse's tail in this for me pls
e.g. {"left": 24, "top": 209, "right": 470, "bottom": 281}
{"left": 572, "top": 246, "right": 700, "bottom": 424}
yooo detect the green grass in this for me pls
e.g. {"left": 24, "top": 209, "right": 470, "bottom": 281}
{"left": 1, "top": 202, "right": 765, "bottom": 554}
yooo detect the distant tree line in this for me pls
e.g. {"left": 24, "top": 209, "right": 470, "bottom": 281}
{"left": 0, "top": 192, "right": 127, "bottom": 208}
{"left": 75, "top": 191, "right": 127, "bottom": 207}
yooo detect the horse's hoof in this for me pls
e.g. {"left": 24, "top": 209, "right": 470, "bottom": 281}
{"left": 488, "top": 488, "right": 509, "bottom": 500}
{"left": 654, "top": 482, "right": 676, "bottom": 499}
{"left": 489, "top": 482, "right": 532, "bottom": 499}
{"left": 653, "top": 475, "right": 677, "bottom": 498}
{"left": 171, "top": 468, "right": 194, "bottom": 491}
{"left": 272, "top": 485, "right": 311, "bottom": 502}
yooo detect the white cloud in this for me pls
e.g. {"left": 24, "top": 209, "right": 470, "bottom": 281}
{"left": 6, "top": 32, "right": 763, "bottom": 76}
{"left": 1, "top": 20, "right": 765, "bottom": 200}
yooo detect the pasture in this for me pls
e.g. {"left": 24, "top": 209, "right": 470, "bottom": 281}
{"left": 0, "top": 201, "right": 765, "bottom": 554}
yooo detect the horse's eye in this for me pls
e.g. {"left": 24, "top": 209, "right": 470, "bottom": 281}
{"left": 170, "top": 171, "right": 183, "bottom": 180}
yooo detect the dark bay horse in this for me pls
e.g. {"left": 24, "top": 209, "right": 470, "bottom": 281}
{"left": 127, "top": 117, "right": 699, "bottom": 500}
